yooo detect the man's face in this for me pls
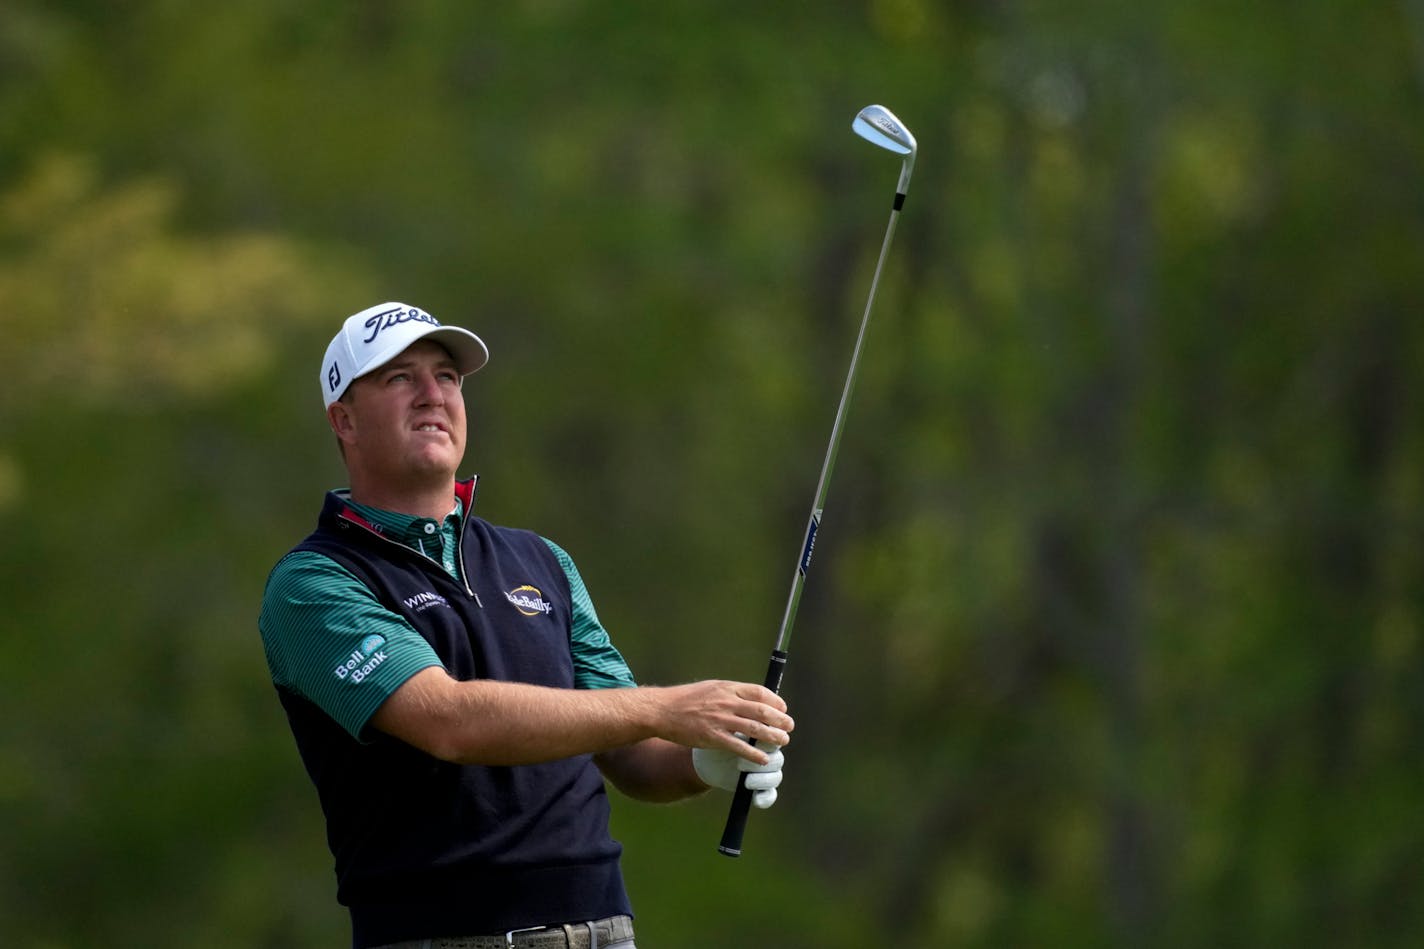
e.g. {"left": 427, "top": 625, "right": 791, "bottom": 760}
{"left": 332, "top": 340, "right": 467, "bottom": 486}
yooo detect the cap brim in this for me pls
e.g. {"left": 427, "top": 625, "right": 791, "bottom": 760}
{"left": 421, "top": 326, "right": 489, "bottom": 376}
{"left": 358, "top": 324, "right": 490, "bottom": 382}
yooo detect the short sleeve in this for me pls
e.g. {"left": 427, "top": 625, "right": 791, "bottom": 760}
{"left": 260, "top": 550, "right": 445, "bottom": 740}
{"left": 540, "top": 538, "right": 637, "bottom": 689}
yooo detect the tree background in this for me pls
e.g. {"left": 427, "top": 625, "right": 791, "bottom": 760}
{"left": 3, "top": 2, "right": 1424, "bottom": 946}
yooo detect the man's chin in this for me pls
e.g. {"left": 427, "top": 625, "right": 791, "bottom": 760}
{"left": 405, "top": 450, "right": 463, "bottom": 483}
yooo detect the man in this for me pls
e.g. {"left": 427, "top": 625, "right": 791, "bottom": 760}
{"left": 259, "top": 302, "right": 792, "bottom": 949}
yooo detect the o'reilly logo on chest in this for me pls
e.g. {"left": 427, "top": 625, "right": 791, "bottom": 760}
{"left": 335, "top": 634, "right": 387, "bottom": 684}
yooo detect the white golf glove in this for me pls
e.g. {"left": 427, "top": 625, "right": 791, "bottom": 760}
{"left": 692, "top": 740, "right": 785, "bottom": 809}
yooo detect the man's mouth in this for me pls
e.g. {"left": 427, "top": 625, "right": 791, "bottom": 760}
{"left": 414, "top": 423, "right": 446, "bottom": 434}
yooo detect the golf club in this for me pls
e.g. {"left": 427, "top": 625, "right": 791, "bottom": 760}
{"left": 718, "top": 104, "right": 917, "bottom": 857}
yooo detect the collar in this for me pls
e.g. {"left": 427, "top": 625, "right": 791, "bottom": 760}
{"left": 327, "top": 476, "right": 479, "bottom": 539}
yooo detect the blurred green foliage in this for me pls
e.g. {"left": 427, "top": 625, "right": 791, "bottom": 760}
{"left": 3, "top": 1, "right": 1424, "bottom": 946}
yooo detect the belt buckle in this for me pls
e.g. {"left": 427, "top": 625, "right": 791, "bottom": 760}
{"left": 504, "top": 924, "right": 551, "bottom": 948}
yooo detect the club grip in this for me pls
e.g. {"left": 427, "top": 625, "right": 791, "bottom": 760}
{"left": 717, "top": 649, "right": 788, "bottom": 857}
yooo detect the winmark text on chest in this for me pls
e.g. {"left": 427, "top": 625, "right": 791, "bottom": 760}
{"left": 405, "top": 591, "right": 450, "bottom": 611}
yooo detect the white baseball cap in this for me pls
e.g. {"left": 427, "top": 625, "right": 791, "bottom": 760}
{"left": 320, "top": 302, "right": 489, "bottom": 408}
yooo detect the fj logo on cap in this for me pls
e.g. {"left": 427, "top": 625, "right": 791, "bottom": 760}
{"left": 505, "top": 585, "right": 553, "bottom": 616}
{"left": 327, "top": 362, "right": 341, "bottom": 392}
{"left": 363, "top": 305, "right": 439, "bottom": 345}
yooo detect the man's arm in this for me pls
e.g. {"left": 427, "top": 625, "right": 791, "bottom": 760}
{"left": 595, "top": 739, "right": 706, "bottom": 803}
{"left": 369, "top": 667, "right": 793, "bottom": 767}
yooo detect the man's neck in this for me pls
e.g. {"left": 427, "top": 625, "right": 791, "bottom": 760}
{"left": 347, "top": 481, "right": 457, "bottom": 521}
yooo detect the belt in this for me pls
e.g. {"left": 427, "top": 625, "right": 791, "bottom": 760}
{"left": 374, "top": 914, "right": 634, "bottom": 949}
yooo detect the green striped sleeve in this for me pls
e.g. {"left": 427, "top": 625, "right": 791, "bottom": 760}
{"left": 259, "top": 550, "right": 444, "bottom": 741}
{"left": 540, "top": 538, "right": 637, "bottom": 689}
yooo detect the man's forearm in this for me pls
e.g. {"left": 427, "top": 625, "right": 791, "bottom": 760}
{"left": 372, "top": 668, "right": 661, "bottom": 764}
{"left": 595, "top": 738, "right": 707, "bottom": 802}
{"left": 371, "top": 667, "right": 793, "bottom": 767}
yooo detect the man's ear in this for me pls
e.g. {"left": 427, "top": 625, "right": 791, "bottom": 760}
{"left": 328, "top": 400, "right": 356, "bottom": 444}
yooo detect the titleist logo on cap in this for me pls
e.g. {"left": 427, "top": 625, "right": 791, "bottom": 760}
{"left": 362, "top": 305, "right": 440, "bottom": 344}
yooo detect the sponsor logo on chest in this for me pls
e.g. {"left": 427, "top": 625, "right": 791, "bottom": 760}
{"left": 404, "top": 591, "right": 450, "bottom": 612}
{"left": 505, "top": 584, "right": 553, "bottom": 616}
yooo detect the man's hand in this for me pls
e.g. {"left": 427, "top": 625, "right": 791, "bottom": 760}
{"left": 693, "top": 741, "right": 785, "bottom": 809}
{"left": 597, "top": 682, "right": 793, "bottom": 804}
{"left": 648, "top": 680, "right": 794, "bottom": 765}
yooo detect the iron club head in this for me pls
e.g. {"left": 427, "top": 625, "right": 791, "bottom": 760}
{"left": 852, "top": 104, "right": 917, "bottom": 198}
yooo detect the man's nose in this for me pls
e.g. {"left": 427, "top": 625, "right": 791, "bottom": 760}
{"left": 414, "top": 371, "right": 445, "bottom": 404}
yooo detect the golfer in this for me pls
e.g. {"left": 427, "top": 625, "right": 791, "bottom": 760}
{"left": 259, "top": 302, "right": 793, "bottom": 949}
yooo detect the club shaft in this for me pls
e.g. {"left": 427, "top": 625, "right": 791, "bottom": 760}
{"left": 773, "top": 201, "right": 901, "bottom": 655}
{"left": 718, "top": 193, "right": 905, "bottom": 858}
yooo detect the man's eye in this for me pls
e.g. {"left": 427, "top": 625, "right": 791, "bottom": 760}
{"left": 388, "top": 372, "right": 411, "bottom": 383}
